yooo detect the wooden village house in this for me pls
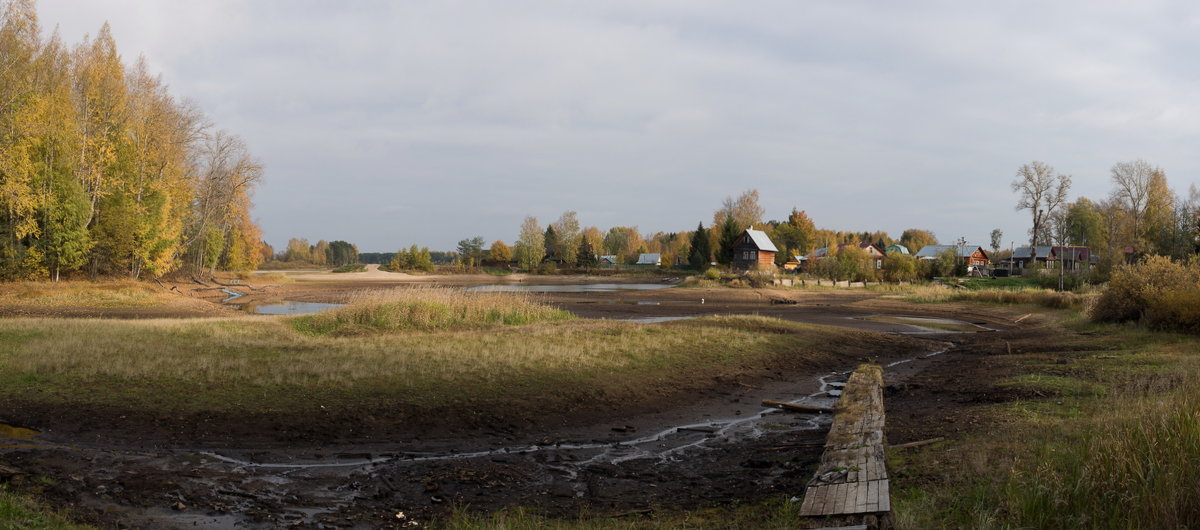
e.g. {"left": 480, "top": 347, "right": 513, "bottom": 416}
{"left": 1011, "top": 246, "right": 1055, "bottom": 270}
{"left": 806, "top": 243, "right": 887, "bottom": 270}
{"left": 732, "top": 228, "right": 778, "bottom": 270}
{"left": 634, "top": 253, "right": 662, "bottom": 267}
{"left": 915, "top": 244, "right": 990, "bottom": 267}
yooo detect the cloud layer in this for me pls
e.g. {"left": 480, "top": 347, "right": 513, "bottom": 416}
{"left": 36, "top": 0, "right": 1200, "bottom": 250}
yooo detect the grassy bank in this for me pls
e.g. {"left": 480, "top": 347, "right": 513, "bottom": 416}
{"left": 0, "top": 290, "right": 914, "bottom": 425}
{"left": 889, "top": 314, "right": 1200, "bottom": 529}
{"left": 434, "top": 498, "right": 807, "bottom": 529}
{"left": 0, "top": 281, "right": 169, "bottom": 308}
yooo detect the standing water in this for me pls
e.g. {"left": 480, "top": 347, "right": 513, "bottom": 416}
{"left": 465, "top": 283, "right": 672, "bottom": 293}
{"left": 245, "top": 301, "right": 344, "bottom": 315}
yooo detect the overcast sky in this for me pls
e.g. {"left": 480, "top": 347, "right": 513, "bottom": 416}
{"left": 35, "top": 1, "right": 1200, "bottom": 252}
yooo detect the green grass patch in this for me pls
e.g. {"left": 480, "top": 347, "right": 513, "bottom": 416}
{"left": 433, "top": 496, "right": 807, "bottom": 529}
{"left": 0, "top": 486, "right": 90, "bottom": 530}
{"left": 961, "top": 276, "right": 1042, "bottom": 290}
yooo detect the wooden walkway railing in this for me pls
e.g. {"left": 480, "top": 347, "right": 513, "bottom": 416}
{"left": 799, "top": 364, "right": 890, "bottom": 518}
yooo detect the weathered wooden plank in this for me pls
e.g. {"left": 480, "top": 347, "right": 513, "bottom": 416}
{"left": 797, "top": 364, "right": 890, "bottom": 517}
{"left": 800, "top": 485, "right": 818, "bottom": 515}
{"left": 839, "top": 482, "right": 856, "bottom": 514}
{"left": 856, "top": 475, "right": 868, "bottom": 511}
{"left": 810, "top": 485, "right": 830, "bottom": 516}
{"left": 878, "top": 480, "right": 891, "bottom": 512}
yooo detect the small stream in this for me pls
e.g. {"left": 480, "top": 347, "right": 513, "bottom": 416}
{"left": 0, "top": 341, "right": 957, "bottom": 528}
{"left": 204, "top": 374, "right": 839, "bottom": 472}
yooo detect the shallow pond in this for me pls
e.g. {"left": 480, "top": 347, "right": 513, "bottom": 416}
{"left": 465, "top": 283, "right": 673, "bottom": 293}
{"left": 245, "top": 301, "right": 344, "bottom": 315}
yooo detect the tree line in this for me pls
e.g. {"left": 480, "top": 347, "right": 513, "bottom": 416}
{"left": 1011, "top": 159, "right": 1200, "bottom": 268}
{"left": 0, "top": 1, "right": 264, "bottom": 281}
{"left": 450, "top": 190, "right": 946, "bottom": 274}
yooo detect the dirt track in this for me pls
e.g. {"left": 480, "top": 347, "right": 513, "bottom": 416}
{"left": 0, "top": 274, "right": 1045, "bottom": 529}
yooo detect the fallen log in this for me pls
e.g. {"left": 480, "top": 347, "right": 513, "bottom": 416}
{"left": 761, "top": 399, "right": 833, "bottom": 413}
{"left": 889, "top": 437, "right": 944, "bottom": 450}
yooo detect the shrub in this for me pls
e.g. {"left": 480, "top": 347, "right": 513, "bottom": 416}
{"left": 745, "top": 269, "right": 776, "bottom": 288}
{"left": 1089, "top": 256, "right": 1200, "bottom": 332}
{"left": 703, "top": 267, "right": 722, "bottom": 280}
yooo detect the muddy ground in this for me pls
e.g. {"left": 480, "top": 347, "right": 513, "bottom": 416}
{"left": 0, "top": 274, "right": 1050, "bottom": 529}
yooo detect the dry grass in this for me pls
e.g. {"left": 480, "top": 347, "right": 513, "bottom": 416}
{"left": 294, "top": 287, "right": 573, "bottom": 334}
{"left": 0, "top": 317, "right": 767, "bottom": 386}
{"left": 0, "top": 281, "right": 166, "bottom": 308}
{"left": 0, "top": 307, "right": 894, "bottom": 416}
{"left": 897, "top": 283, "right": 1089, "bottom": 310}
{"left": 890, "top": 321, "right": 1200, "bottom": 529}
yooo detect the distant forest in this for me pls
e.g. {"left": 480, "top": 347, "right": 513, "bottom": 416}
{"left": 0, "top": 2, "right": 263, "bottom": 281}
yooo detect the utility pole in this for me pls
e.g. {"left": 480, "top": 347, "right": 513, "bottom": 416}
{"left": 955, "top": 236, "right": 967, "bottom": 275}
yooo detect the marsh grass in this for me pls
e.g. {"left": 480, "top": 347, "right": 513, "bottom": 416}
{"left": 896, "top": 283, "right": 1089, "bottom": 310}
{"left": 293, "top": 287, "right": 574, "bottom": 335}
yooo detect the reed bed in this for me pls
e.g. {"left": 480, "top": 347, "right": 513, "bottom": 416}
{"left": 293, "top": 287, "right": 573, "bottom": 334}
{"left": 898, "top": 283, "right": 1089, "bottom": 310}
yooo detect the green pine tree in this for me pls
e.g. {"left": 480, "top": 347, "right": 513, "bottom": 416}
{"left": 688, "top": 222, "right": 710, "bottom": 270}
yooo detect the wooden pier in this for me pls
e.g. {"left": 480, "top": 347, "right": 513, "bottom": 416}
{"left": 799, "top": 364, "right": 890, "bottom": 518}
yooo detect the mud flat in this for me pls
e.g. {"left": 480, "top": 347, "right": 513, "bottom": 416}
{"left": 0, "top": 277, "right": 1029, "bottom": 528}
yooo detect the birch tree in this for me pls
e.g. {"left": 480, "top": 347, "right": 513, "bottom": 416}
{"left": 515, "top": 216, "right": 544, "bottom": 270}
{"left": 1012, "top": 161, "right": 1071, "bottom": 247}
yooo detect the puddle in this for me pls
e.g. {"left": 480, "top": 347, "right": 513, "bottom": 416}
{"left": 244, "top": 301, "right": 344, "bottom": 315}
{"left": 0, "top": 424, "right": 38, "bottom": 440}
{"left": 888, "top": 345, "right": 950, "bottom": 366}
{"left": 466, "top": 283, "right": 674, "bottom": 293}
{"left": 618, "top": 316, "right": 699, "bottom": 323}
{"left": 862, "top": 315, "right": 998, "bottom": 334}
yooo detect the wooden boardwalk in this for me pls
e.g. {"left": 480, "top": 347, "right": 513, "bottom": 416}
{"left": 799, "top": 365, "right": 890, "bottom": 517}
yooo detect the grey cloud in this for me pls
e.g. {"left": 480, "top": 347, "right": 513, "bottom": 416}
{"left": 34, "top": 0, "right": 1200, "bottom": 250}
